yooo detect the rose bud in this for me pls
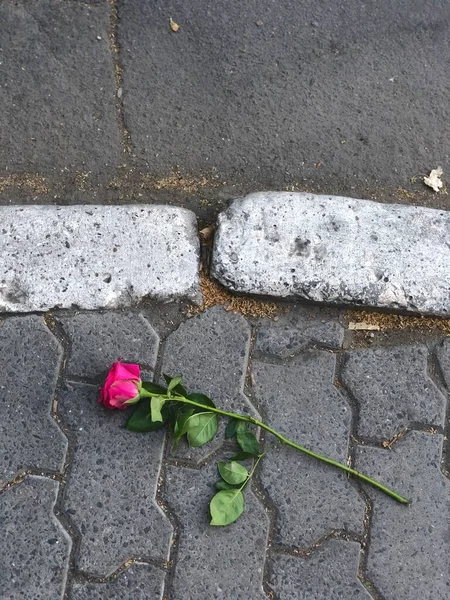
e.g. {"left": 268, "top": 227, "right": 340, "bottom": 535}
{"left": 98, "top": 360, "right": 141, "bottom": 409}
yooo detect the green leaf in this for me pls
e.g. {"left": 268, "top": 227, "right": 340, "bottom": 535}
{"left": 187, "top": 393, "right": 216, "bottom": 409}
{"left": 150, "top": 396, "right": 166, "bottom": 422}
{"left": 163, "top": 373, "right": 187, "bottom": 396}
{"left": 236, "top": 421, "right": 248, "bottom": 433}
{"left": 185, "top": 412, "right": 218, "bottom": 447}
{"left": 126, "top": 400, "right": 165, "bottom": 432}
{"left": 225, "top": 418, "right": 239, "bottom": 439}
{"left": 231, "top": 451, "right": 258, "bottom": 461}
{"left": 141, "top": 381, "right": 167, "bottom": 396}
{"left": 237, "top": 430, "right": 260, "bottom": 455}
{"left": 173, "top": 407, "right": 195, "bottom": 449}
{"left": 167, "top": 375, "right": 183, "bottom": 393}
{"left": 218, "top": 461, "right": 249, "bottom": 485}
{"left": 215, "top": 480, "right": 240, "bottom": 491}
{"left": 210, "top": 489, "right": 245, "bottom": 526}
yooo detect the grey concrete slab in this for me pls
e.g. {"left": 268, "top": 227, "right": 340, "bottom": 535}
{"left": 0, "top": 476, "right": 71, "bottom": 600}
{"left": 0, "top": 0, "right": 120, "bottom": 171}
{"left": 212, "top": 192, "right": 450, "bottom": 316}
{"left": 59, "top": 312, "right": 160, "bottom": 380}
{"left": 164, "top": 461, "right": 268, "bottom": 600}
{"left": 0, "top": 205, "right": 200, "bottom": 312}
{"left": 71, "top": 564, "right": 165, "bottom": 599}
{"left": 117, "top": 0, "right": 450, "bottom": 189}
{"left": 342, "top": 346, "right": 446, "bottom": 439}
{"left": 161, "top": 306, "right": 258, "bottom": 462}
{"left": 253, "top": 353, "right": 365, "bottom": 547}
{"left": 59, "top": 382, "right": 172, "bottom": 576}
{"left": 0, "top": 316, "right": 67, "bottom": 483}
{"left": 356, "top": 432, "right": 450, "bottom": 600}
{"left": 270, "top": 539, "right": 371, "bottom": 599}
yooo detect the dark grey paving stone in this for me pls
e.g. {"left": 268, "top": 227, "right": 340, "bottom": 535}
{"left": 71, "top": 563, "right": 165, "bottom": 599}
{"left": 0, "top": 476, "right": 71, "bottom": 600}
{"left": 117, "top": 0, "right": 450, "bottom": 189}
{"left": 0, "top": 0, "right": 120, "bottom": 171}
{"left": 270, "top": 539, "right": 371, "bottom": 599}
{"left": 256, "top": 321, "right": 343, "bottom": 358}
{"left": 356, "top": 431, "right": 450, "bottom": 599}
{"left": 0, "top": 316, "right": 67, "bottom": 483}
{"left": 164, "top": 461, "right": 268, "bottom": 600}
{"left": 59, "top": 383, "right": 172, "bottom": 576}
{"left": 253, "top": 353, "right": 365, "bottom": 547}
{"left": 161, "top": 306, "right": 257, "bottom": 462}
{"left": 342, "top": 346, "right": 446, "bottom": 439}
{"left": 59, "top": 312, "right": 160, "bottom": 379}
{"left": 436, "top": 338, "right": 450, "bottom": 388}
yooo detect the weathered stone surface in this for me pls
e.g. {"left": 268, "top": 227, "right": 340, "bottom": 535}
{"left": 59, "top": 312, "right": 159, "bottom": 380}
{"left": 71, "top": 564, "right": 165, "bottom": 599}
{"left": 212, "top": 192, "right": 450, "bottom": 316}
{"left": 59, "top": 382, "right": 172, "bottom": 576}
{"left": 253, "top": 353, "right": 365, "bottom": 547}
{"left": 0, "top": 476, "right": 71, "bottom": 599}
{"left": 436, "top": 338, "right": 450, "bottom": 388}
{"left": 256, "top": 322, "right": 343, "bottom": 358}
{"left": 0, "top": 316, "right": 67, "bottom": 483}
{"left": 164, "top": 461, "right": 268, "bottom": 600}
{"left": 356, "top": 432, "right": 450, "bottom": 599}
{"left": 0, "top": 0, "right": 120, "bottom": 171}
{"left": 270, "top": 539, "right": 371, "bottom": 599}
{"left": 161, "top": 306, "right": 257, "bottom": 462}
{"left": 0, "top": 205, "right": 200, "bottom": 312}
{"left": 342, "top": 346, "right": 446, "bottom": 439}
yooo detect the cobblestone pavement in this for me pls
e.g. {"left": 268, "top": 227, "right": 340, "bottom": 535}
{"left": 1, "top": 304, "right": 449, "bottom": 599}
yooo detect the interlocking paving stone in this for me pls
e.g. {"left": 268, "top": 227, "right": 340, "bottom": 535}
{"left": 161, "top": 306, "right": 257, "bottom": 462}
{"left": 212, "top": 192, "right": 450, "bottom": 316}
{"left": 436, "top": 338, "right": 450, "bottom": 388}
{"left": 0, "top": 205, "right": 200, "bottom": 312}
{"left": 164, "top": 461, "right": 268, "bottom": 600}
{"left": 0, "top": 476, "right": 71, "bottom": 600}
{"left": 342, "top": 345, "right": 446, "bottom": 439}
{"left": 270, "top": 539, "right": 371, "bottom": 599}
{"left": 0, "top": 316, "right": 67, "bottom": 483}
{"left": 59, "top": 382, "right": 172, "bottom": 576}
{"left": 356, "top": 431, "right": 450, "bottom": 600}
{"left": 0, "top": 0, "right": 120, "bottom": 171}
{"left": 255, "top": 308, "right": 344, "bottom": 358}
{"left": 71, "top": 564, "right": 165, "bottom": 599}
{"left": 59, "top": 312, "right": 159, "bottom": 380}
{"left": 253, "top": 353, "right": 365, "bottom": 547}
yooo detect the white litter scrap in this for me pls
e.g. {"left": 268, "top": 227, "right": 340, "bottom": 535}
{"left": 348, "top": 322, "right": 381, "bottom": 331}
{"left": 423, "top": 167, "right": 443, "bottom": 192}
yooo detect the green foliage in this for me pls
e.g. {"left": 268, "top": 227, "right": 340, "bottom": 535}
{"left": 173, "top": 407, "right": 195, "bottom": 449}
{"left": 150, "top": 396, "right": 166, "bottom": 422}
{"left": 163, "top": 373, "right": 187, "bottom": 396}
{"left": 218, "top": 461, "right": 249, "bottom": 485}
{"left": 210, "top": 489, "right": 245, "bottom": 526}
{"left": 185, "top": 412, "right": 218, "bottom": 447}
{"left": 237, "top": 430, "right": 260, "bottom": 455}
{"left": 126, "top": 400, "right": 165, "bottom": 432}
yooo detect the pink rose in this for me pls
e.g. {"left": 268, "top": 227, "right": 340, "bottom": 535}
{"left": 98, "top": 360, "right": 141, "bottom": 409}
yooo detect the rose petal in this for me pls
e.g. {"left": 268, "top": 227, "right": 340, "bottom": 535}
{"left": 115, "top": 361, "right": 141, "bottom": 382}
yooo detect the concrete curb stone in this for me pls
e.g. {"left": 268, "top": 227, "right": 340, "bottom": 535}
{"left": 211, "top": 192, "right": 450, "bottom": 316}
{"left": 0, "top": 205, "right": 201, "bottom": 312}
